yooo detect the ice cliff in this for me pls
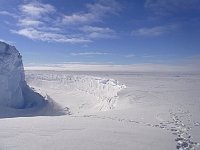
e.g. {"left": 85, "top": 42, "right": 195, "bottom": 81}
{"left": 0, "top": 41, "right": 26, "bottom": 108}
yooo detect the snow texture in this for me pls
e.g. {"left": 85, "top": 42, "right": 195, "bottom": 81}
{"left": 1, "top": 71, "right": 199, "bottom": 150}
{"left": 26, "top": 72, "right": 126, "bottom": 113}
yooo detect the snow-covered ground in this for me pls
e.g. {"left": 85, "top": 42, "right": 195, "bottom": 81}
{"left": 0, "top": 70, "right": 200, "bottom": 150}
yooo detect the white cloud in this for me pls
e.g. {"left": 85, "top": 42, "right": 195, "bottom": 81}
{"left": 143, "top": 55, "right": 154, "bottom": 58}
{"left": 2, "top": 1, "right": 120, "bottom": 43}
{"left": 8, "top": 1, "right": 91, "bottom": 43}
{"left": 145, "top": 0, "right": 200, "bottom": 16}
{"left": 125, "top": 54, "right": 135, "bottom": 58}
{"left": 19, "top": 2, "right": 56, "bottom": 18}
{"left": 37, "top": 27, "right": 61, "bottom": 32}
{"left": 71, "top": 52, "right": 110, "bottom": 56}
{"left": 11, "top": 28, "right": 90, "bottom": 43}
{"left": 0, "top": 11, "right": 17, "bottom": 18}
{"left": 87, "top": 0, "right": 121, "bottom": 15}
{"left": 18, "top": 18, "right": 43, "bottom": 27}
{"left": 80, "top": 26, "right": 114, "bottom": 33}
{"left": 80, "top": 26, "right": 117, "bottom": 39}
{"left": 62, "top": 13, "right": 96, "bottom": 25}
{"left": 132, "top": 25, "right": 176, "bottom": 37}
{"left": 62, "top": 0, "right": 121, "bottom": 25}
{"left": 24, "top": 63, "right": 200, "bottom": 72}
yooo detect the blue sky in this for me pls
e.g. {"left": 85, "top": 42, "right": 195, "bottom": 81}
{"left": 0, "top": 0, "right": 200, "bottom": 65}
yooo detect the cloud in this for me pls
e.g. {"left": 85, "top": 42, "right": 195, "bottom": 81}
{"left": 80, "top": 26, "right": 117, "bottom": 39}
{"left": 87, "top": 0, "right": 121, "bottom": 16}
{"left": 62, "top": 13, "right": 96, "bottom": 25}
{"left": 0, "top": 11, "right": 18, "bottom": 18}
{"left": 19, "top": 1, "right": 56, "bottom": 18}
{"left": 62, "top": 0, "right": 121, "bottom": 25}
{"left": 80, "top": 26, "right": 114, "bottom": 33}
{"left": 7, "top": 1, "right": 91, "bottom": 43}
{"left": 18, "top": 18, "right": 43, "bottom": 27}
{"left": 132, "top": 25, "right": 176, "bottom": 37}
{"left": 17, "top": 2, "right": 56, "bottom": 28}
{"left": 71, "top": 52, "right": 110, "bottom": 56}
{"left": 11, "top": 28, "right": 90, "bottom": 43}
{"left": 145, "top": 0, "right": 200, "bottom": 16}
{"left": 143, "top": 55, "right": 154, "bottom": 58}
{"left": 125, "top": 54, "right": 135, "bottom": 58}
{"left": 2, "top": 1, "right": 120, "bottom": 43}
{"left": 24, "top": 63, "right": 200, "bottom": 72}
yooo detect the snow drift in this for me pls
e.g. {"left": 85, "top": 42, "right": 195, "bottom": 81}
{"left": 26, "top": 72, "right": 126, "bottom": 113}
{"left": 0, "top": 41, "right": 26, "bottom": 108}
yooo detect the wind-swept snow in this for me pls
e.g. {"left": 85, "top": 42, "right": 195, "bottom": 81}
{"left": 26, "top": 72, "right": 126, "bottom": 114}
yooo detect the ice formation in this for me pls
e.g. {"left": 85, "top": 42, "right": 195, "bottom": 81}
{"left": 26, "top": 72, "right": 126, "bottom": 112}
{"left": 0, "top": 41, "right": 26, "bottom": 108}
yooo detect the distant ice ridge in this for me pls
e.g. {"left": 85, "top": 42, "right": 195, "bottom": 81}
{"left": 0, "top": 41, "right": 25, "bottom": 108}
{"left": 73, "top": 75, "right": 126, "bottom": 111}
{"left": 26, "top": 73, "right": 126, "bottom": 111}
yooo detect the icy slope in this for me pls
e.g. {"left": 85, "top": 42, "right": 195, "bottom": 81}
{"left": 0, "top": 41, "right": 25, "bottom": 108}
{"left": 26, "top": 72, "right": 126, "bottom": 113}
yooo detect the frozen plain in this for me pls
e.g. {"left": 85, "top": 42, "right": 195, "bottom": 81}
{"left": 0, "top": 70, "right": 200, "bottom": 150}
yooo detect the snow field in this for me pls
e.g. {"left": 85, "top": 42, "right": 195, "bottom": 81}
{"left": 0, "top": 70, "right": 199, "bottom": 150}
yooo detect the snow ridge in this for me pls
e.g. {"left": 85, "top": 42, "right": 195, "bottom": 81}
{"left": 26, "top": 72, "right": 126, "bottom": 112}
{"left": 72, "top": 75, "right": 126, "bottom": 111}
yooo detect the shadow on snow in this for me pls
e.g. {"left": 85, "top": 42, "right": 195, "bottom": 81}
{"left": 0, "top": 86, "right": 66, "bottom": 119}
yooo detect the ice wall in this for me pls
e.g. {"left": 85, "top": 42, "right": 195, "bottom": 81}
{"left": 0, "top": 41, "right": 25, "bottom": 108}
{"left": 73, "top": 75, "right": 126, "bottom": 111}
